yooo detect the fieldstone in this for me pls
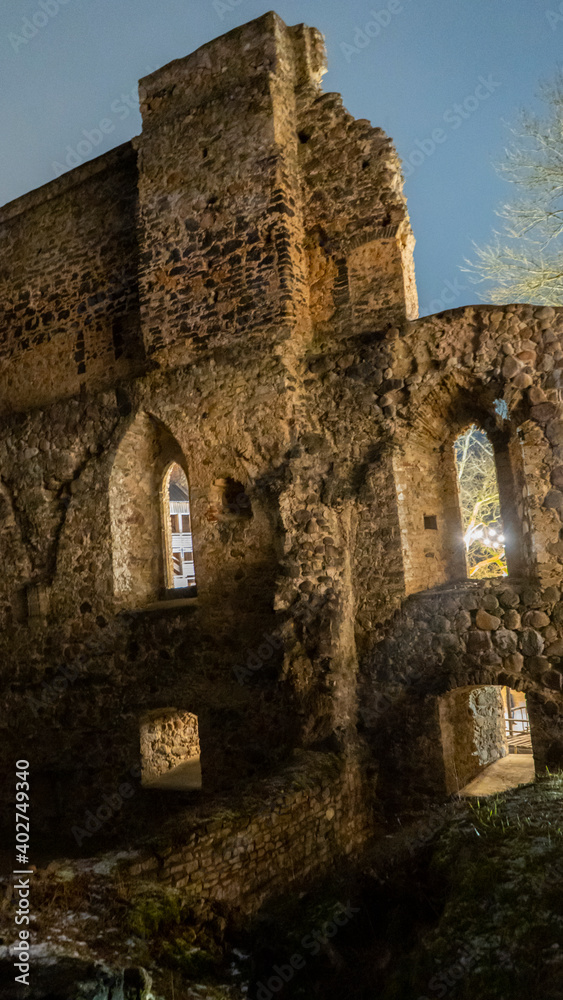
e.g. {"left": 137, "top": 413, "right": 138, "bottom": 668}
{"left": 502, "top": 609, "right": 521, "bottom": 630}
{"left": 504, "top": 652, "right": 524, "bottom": 673}
{"left": 453, "top": 610, "right": 472, "bottom": 632}
{"left": 544, "top": 669, "right": 563, "bottom": 691}
{"left": 512, "top": 372, "right": 533, "bottom": 389}
{"left": 546, "top": 640, "right": 563, "bottom": 657}
{"left": 502, "top": 356, "right": 522, "bottom": 378}
{"left": 546, "top": 420, "right": 563, "bottom": 446}
{"left": 531, "top": 402, "right": 558, "bottom": 424}
{"left": 481, "top": 594, "right": 499, "bottom": 612}
{"left": 461, "top": 593, "right": 479, "bottom": 611}
{"left": 543, "top": 586, "right": 560, "bottom": 604}
{"left": 520, "top": 585, "right": 543, "bottom": 608}
{"left": 499, "top": 588, "right": 520, "bottom": 609}
{"left": 529, "top": 654, "right": 550, "bottom": 673}
{"left": 481, "top": 650, "right": 503, "bottom": 667}
{"left": 528, "top": 386, "right": 547, "bottom": 404}
{"left": 466, "top": 630, "right": 493, "bottom": 655}
{"left": 522, "top": 610, "right": 550, "bottom": 628}
{"left": 435, "top": 632, "right": 460, "bottom": 653}
{"left": 520, "top": 628, "right": 545, "bottom": 656}
{"left": 493, "top": 628, "right": 518, "bottom": 656}
{"left": 543, "top": 489, "right": 563, "bottom": 510}
{"left": 475, "top": 608, "right": 501, "bottom": 630}
{"left": 429, "top": 614, "right": 450, "bottom": 633}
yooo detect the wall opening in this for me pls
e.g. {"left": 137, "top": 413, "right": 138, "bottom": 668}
{"left": 439, "top": 685, "right": 534, "bottom": 797}
{"left": 454, "top": 425, "right": 507, "bottom": 578}
{"left": 140, "top": 708, "right": 202, "bottom": 790}
{"left": 394, "top": 391, "right": 530, "bottom": 596}
{"left": 162, "top": 463, "right": 197, "bottom": 593}
{"left": 109, "top": 413, "right": 196, "bottom": 607}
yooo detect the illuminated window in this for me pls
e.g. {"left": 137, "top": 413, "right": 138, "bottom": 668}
{"left": 454, "top": 425, "right": 507, "bottom": 578}
{"left": 162, "top": 463, "right": 196, "bottom": 593}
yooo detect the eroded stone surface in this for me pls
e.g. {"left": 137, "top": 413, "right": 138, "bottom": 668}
{"left": 0, "top": 15, "right": 563, "bottom": 973}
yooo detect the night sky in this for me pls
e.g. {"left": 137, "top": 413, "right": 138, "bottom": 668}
{"left": 1, "top": 0, "right": 560, "bottom": 314}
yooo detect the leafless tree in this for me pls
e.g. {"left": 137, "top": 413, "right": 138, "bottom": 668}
{"left": 462, "top": 72, "right": 563, "bottom": 305}
{"left": 455, "top": 425, "right": 507, "bottom": 577}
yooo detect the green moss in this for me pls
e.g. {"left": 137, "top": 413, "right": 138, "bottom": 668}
{"left": 127, "top": 888, "right": 184, "bottom": 939}
{"left": 160, "top": 937, "right": 219, "bottom": 977}
{"left": 126, "top": 884, "right": 224, "bottom": 988}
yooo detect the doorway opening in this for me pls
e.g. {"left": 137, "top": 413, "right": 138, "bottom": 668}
{"left": 439, "top": 685, "right": 534, "bottom": 797}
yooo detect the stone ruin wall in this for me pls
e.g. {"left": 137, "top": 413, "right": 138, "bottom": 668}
{"left": 0, "top": 11, "right": 563, "bottom": 918}
{"left": 127, "top": 753, "right": 374, "bottom": 916}
{"left": 0, "top": 144, "right": 142, "bottom": 414}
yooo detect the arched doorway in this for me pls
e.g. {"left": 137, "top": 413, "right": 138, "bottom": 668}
{"left": 439, "top": 685, "right": 535, "bottom": 796}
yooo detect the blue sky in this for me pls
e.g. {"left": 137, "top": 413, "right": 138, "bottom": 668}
{"left": 0, "top": 0, "right": 561, "bottom": 315}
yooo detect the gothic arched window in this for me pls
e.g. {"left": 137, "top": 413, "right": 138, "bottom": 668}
{"left": 162, "top": 463, "right": 197, "bottom": 594}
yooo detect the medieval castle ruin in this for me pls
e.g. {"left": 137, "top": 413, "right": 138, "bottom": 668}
{"left": 1, "top": 12, "right": 563, "bottom": 973}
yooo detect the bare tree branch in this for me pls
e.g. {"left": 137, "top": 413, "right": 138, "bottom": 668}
{"left": 455, "top": 426, "right": 507, "bottom": 578}
{"left": 463, "top": 72, "right": 563, "bottom": 305}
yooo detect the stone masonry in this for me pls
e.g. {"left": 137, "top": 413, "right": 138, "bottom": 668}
{"left": 1, "top": 11, "right": 563, "bottom": 927}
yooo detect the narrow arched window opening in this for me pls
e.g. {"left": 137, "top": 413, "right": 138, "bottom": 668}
{"left": 454, "top": 425, "right": 507, "bottom": 578}
{"left": 163, "top": 463, "right": 196, "bottom": 594}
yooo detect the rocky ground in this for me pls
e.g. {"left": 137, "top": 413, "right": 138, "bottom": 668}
{"left": 1, "top": 774, "right": 563, "bottom": 999}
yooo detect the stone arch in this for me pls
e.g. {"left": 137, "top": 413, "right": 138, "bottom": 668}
{"left": 392, "top": 377, "right": 531, "bottom": 595}
{"left": 364, "top": 673, "right": 540, "bottom": 803}
{"left": 438, "top": 683, "right": 535, "bottom": 795}
{"left": 362, "top": 573, "right": 563, "bottom": 804}
{"left": 109, "top": 411, "right": 194, "bottom": 607}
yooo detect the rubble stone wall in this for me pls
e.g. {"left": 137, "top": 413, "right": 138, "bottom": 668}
{"left": 1, "top": 13, "right": 563, "bottom": 855}
{"left": 364, "top": 577, "right": 563, "bottom": 800}
{"left": 126, "top": 752, "right": 375, "bottom": 915}
{"left": 0, "top": 144, "right": 142, "bottom": 414}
